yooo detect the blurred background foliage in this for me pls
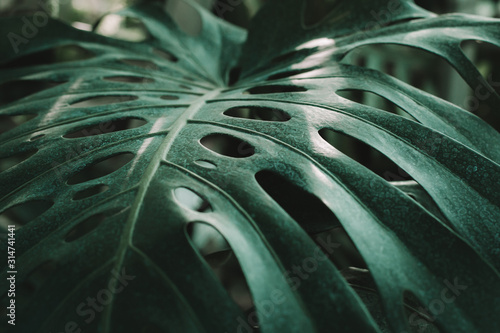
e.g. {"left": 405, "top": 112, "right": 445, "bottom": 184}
{"left": 0, "top": 0, "right": 265, "bottom": 28}
{"left": 1, "top": 0, "right": 498, "bottom": 134}
{"left": 1, "top": 0, "right": 499, "bottom": 28}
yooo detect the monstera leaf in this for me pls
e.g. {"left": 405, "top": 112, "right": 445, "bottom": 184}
{"left": 1, "top": 0, "right": 499, "bottom": 332}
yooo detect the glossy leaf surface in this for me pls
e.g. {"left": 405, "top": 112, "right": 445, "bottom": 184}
{"left": 0, "top": 1, "right": 499, "bottom": 332}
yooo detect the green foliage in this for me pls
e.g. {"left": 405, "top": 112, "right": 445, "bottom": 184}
{"left": 0, "top": 0, "right": 499, "bottom": 332}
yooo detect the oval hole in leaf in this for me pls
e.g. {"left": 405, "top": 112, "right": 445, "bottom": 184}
{"left": 174, "top": 187, "right": 212, "bottom": 213}
{"left": 120, "top": 59, "right": 158, "bottom": 70}
{"left": 255, "top": 169, "right": 341, "bottom": 234}
{"left": 103, "top": 76, "right": 154, "bottom": 83}
{"left": 0, "top": 199, "right": 53, "bottom": 231}
{"left": 161, "top": 95, "right": 180, "bottom": 100}
{"left": 30, "top": 134, "right": 45, "bottom": 141}
{"left": 340, "top": 267, "right": 389, "bottom": 332}
{"left": 383, "top": 17, "right": 420, "bottom": 28}
{"left": 0, "top": 80, "right": 63, "bottom": 106}
{"left": 187, "top": 222, "right": 255, "bottom": 312}
{"left": 63, "top": 117, "right": 147, "bottom": 138}
{"left": 460, "top": 40, "right": 500, "bottom": 132}
{"left": 0, "top": 149, "right": 38, "bottom": 172}
{"left": 319, "top": 128, "right": 412, "bottom": 181}
{"left": 0, "top": 114, "right": 37, "bottom": 135}
{"left": 244, "top": 85, "right": 307, "bottom": 95}
{"left": 342, "top": 44, "right": 471, "bottom": 108}
{"left": 390, "top": 180, "right": 451, "bottom": 228}
{"left": 73, "top": 184, "right": 109, "bottom": 201}
{"left": 460, "top": 40, "right": 500, "bottom": 94}
{"left": 407, "top": 192, "right": 418, "bottom": 200}
{"left": 179, "top": 84, "right": 192, "bottom": 90}
{"left": 67, "top": 152, "right": 135, "bottom": 185}
{"left": 65, "top": 212, "right": 108, "bottom": 242}
{"left": 314, "top": 228, "right": 367, "bottom": 270}
{"left": 0, "top": 45, "right": 94, "bottom": 69}
{"left": 70, "top": 95, "right": 138, "bottom": 108}
{"left": 153, "top": 48, "right": 178, "bottom": 62}
{"left": 336, "top": 89, "right": 418, "bottom": 122}
{"left": 200, "top": 134, "right": 255, "bottom": 158}
{"left": 194, "top": 160, "right": 217, "bottom": 169}
{"left": 304, "top": 224, "right": 387, "bottom": 330}
{"left": 224, "top": 106, "right": 291, "bottom": 122}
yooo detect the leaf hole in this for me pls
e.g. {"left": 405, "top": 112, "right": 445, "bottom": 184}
{"left": 200, "top": 134, "right": 255, "bottom": 158}
{"left": 0, "top": 45, "right": 94, "bottom": 69}
{"left": 390, "top": 180, "right": 451, "bottom": 227}
{"left": 65, "top": 211, "right": 112, "bottom": 242}
{"left": 342, "top": 44, "right": 471, "bottom": 108}
{"left": 187, "top": 222, "right": 255, "bottom": 312}
{"left": 0, "top": 149, "right": 38, "bottom": 173}
{"left": 224, "top": 106, "right": 291, "bottom": 122}
{"left": 412, "top": 0, "right": 450, "bottom": 13}
{"left": 336, "top": 89, "right": 419, "bottom": 122}
{"left": 103, "top": 76, "right": 154, "bottom": 83}
{"left": 161, "top": 95, "right": 180, "bottom": 101}
{"left": 194, "top": 160, "right": 217, "bottom": 169}
{"left": 73, "top": 184, "right": 109, "bottom": 201}
{"left": 460, "top": 40, "right": 500, "bottom": 132}
{"left": 460, "top": 40, "right": 500, "bottom": 94}
{"left": 255, "top": 169, "right": 341, "bottom": 234}
{"left": 174, "top": 187, "right": 212, "bottom": 213}
{"left": 70, "top": 95, "right": 138, "bottom": 108}
{"left": 67, "top": 152, "right": 135, "bottom": 185}
{"left": 319, "top": 128, "right": 412, "bottom": 181}
{"left": 244, "top": 85, "right": 307, "bottom": 95}
{"left": 30, "top": 134, "right": 45, "bottom": 141}
{"left": 153, "top": 48, "right": 178, "bottom": 62}
{"left": 0, "top": 80, "right": 64, "bottom": 106}
{"left": 0, "top": 114, "right": 37, "bottom": 135}
{"left": 340, "top": 267, "right": 390, "bottom": 331}
{"left": 0, "top": 200, "right": 53, "bottom": 231}
{"left": 315, "top": 228, "right": 367, "bottom": 270}
{"left": 63, "top": 117, "right": 147, "bottom": 138}
{"left": 179, "top": 84, "right": 192, "bottom": 90}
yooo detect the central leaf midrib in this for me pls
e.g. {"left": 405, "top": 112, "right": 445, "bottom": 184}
{"left": 100, "top": 88, "right": 223, "bottom": 332}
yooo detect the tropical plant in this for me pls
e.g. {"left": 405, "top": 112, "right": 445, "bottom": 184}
{"left": 0, "top": 0, "right": 499, "bottom": 332}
